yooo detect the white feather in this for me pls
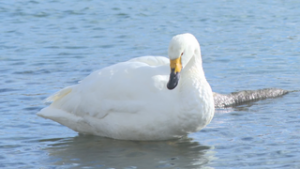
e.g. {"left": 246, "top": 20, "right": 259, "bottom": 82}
{"left": 37, "top": 33, "right": 215, "bottom": 140}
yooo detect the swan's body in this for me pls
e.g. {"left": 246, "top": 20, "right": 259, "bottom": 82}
{"left": 37, "top": 33, "right": 215, "bottom": 140}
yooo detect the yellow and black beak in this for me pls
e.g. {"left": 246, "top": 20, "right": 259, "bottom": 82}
{"left": 167, "top": 57, "right": 182, "bottom": 90}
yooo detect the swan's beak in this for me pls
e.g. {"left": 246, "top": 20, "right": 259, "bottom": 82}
{"left": 167, "top": 57, "right": 182, "bottom": 90}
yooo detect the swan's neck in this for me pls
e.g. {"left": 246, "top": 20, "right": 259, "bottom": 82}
{"left": 176, "top": 54, "right": 214, "bottom": 132}
{"left": 179, "top": 54, "right": 206, "bottom": 90}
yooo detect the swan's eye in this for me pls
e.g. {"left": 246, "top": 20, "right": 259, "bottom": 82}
{"left": 181, "top": 52, "right": 184, "bottom": 56}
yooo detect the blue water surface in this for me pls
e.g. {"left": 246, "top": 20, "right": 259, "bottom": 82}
{"left": 0, "top": 0, "right": 300, "bottom": 168}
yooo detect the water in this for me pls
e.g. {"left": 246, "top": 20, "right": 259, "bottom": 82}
{"left": 0, "top": 0, "right": 300, "bottom": 168}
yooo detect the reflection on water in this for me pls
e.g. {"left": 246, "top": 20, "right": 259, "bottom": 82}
{"left": 213, "top": 88, "right": 288, "bottom": 108}
{"left": 40, "top": 135, "right": 214, "bottom": 169}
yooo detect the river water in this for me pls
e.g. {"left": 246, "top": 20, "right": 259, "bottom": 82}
{"left": 1, "top": 0, "right": 300, "bottom": 168}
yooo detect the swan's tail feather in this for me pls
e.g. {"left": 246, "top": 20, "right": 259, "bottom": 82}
{"left": 37, "top": 107, "right": 78, "bottom": 122}
{"left": 38, "top": 85, "right": 83, "bottom": 127}
{"left": 44, "top": 87, "right": 73, "bottom": 103}
{"left": 40, "top": 85, "right": 82, "bottom": 119}
{"left": 37, "top": 107, "right": 93, "bottom": 134}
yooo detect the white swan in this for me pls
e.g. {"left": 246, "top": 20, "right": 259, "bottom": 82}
{"left": 37, "top": 33, "right": 215, "bottom": 141}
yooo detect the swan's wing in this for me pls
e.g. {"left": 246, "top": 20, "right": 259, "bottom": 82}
{"left": 127, "top": 56, "right": 169, "bottom": 66}
{"left": 38, "top": 59, "right": 170, "bottom": 122}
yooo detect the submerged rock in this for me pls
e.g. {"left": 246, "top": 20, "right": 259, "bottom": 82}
{"left": 213, "top": 88, "right": 289, "bottom": 108}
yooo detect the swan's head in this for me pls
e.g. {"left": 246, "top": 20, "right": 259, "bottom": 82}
{"left": 167, "top": 33, "right": 201, "bottom": 90}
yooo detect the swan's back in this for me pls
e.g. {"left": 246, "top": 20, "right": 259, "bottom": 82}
{"left": 38, "top": 57, "right": 182, "bottom": 140}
